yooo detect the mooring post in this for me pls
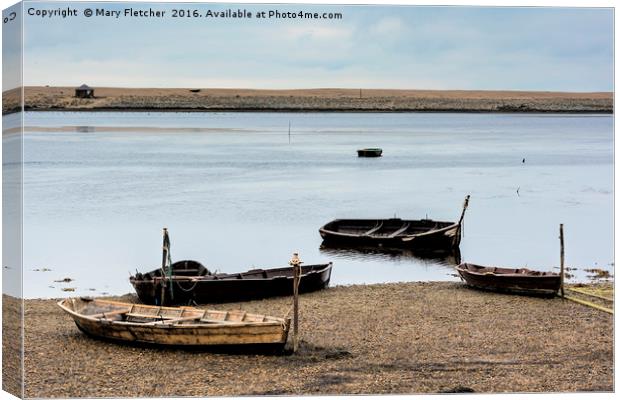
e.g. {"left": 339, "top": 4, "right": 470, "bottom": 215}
{"left": 458, "top": 195, "right": 471, "bottom": 227}
{"left": 289, "top": 252, "right": 302, "bottom": 353}
{"left": 453, "top": 195, "right": 471, "bottom": 247}
{"left": 559, "top": 224, "right": 565, "bottom": 298}
{"left": 161, "top": 227, "right": 169, "bottom": 305}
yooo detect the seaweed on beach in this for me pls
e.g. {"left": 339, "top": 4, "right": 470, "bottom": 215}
{"left": 584, "top": 268, "right": 613, "bottom": 280}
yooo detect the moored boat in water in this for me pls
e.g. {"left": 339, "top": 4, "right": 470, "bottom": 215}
{"left": 58, "top": 297, "right": 290, "bottom": 347}
{"left": 319, "top": 195, "right": 470, "bottom": 250}
{"left": 357, "top": 148, "right": 383, "bottom": 157}
{"left": 455, "top": 263, "right": 561, "bottom": 296}
{"left": 130, "top": 260, "right": 333, "bottom": 306}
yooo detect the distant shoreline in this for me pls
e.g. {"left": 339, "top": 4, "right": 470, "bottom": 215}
{"left": 3, "top": 86, "right": 613, "bottom": 115}
{"left": 18, "top": 107, "right": 617, "bottom": 114}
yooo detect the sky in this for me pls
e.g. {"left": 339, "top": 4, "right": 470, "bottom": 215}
{"left": 3, "top": 1, "right": 615, "bottom": 91}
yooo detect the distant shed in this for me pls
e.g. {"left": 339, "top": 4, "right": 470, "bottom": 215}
{"left": 75, "top": 84, "right": 94, "bottom": 98}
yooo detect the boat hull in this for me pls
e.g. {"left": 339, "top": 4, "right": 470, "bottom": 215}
{"left": 357, "top": 148, "right": 383, "bottom": 157}
{"left": 131, "top": 263, "right": 332, "bottom": 306}
{"left": 58, "top": 298, "right": 290, "bottom": 347}
{"left": 71, "top": 318, "right": 289, "bottom": 346}
{"left": 456, "top": 263, "right": 561, "bottom": 296}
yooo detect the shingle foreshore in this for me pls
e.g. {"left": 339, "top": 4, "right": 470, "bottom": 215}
{"left": 1, "top": 281, "right": 612, "bottom": 398}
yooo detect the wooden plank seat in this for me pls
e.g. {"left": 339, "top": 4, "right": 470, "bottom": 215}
{"left": 90, "top": 309, "right": 132, "bottom": 319}
{"left": 170, "top": 268, "right": 202, "bottom": 275}
{"left": 387, "top": 223, "right": 411, "bottom": 238}
{"left": 146, "top": 314, "right": 205, "bottom": 325}
{"left": 362, "top": 222, "right": 384, "bottom": 236}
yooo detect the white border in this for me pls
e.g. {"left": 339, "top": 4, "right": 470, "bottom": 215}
{"left": 1, "top": 1, "right": 616, "bottom": 400}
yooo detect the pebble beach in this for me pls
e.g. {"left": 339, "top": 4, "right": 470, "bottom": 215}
{"left": 2, "top": 281, "right": 613, "bottom": 398}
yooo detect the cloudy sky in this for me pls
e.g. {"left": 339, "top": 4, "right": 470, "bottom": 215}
{"left": 7, "top": 2, "right": 615, "bottom": 91}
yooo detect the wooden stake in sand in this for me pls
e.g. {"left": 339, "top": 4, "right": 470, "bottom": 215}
{"left": 559, "top": 224, "right": 565, "bottom": 298}
{"left": 289, "top": 252, "right": 303, "bottom": 353}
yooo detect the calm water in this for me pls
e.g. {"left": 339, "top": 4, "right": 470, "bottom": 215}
{"left": 13, "top": 111, "right": 614, "bottom": 298}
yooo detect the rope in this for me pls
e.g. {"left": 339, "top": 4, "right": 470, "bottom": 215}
{"left": 563, "top": 295, "right": 613, "bottom": 314}
{"left": 175, "top": 280, "right": 200, "bottom": 293}
{"left": 566, "top": 287, "right": 613, "bottom": 302}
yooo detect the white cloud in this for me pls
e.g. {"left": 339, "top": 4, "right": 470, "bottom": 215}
{"left": 284, "top": 25, "right": 353, "bottom": 41}
{"left": 19, "top": 5, "right": 613, "bottom": 91}
{"left": 369, "top": 17, "right": 405, "bottom": 36}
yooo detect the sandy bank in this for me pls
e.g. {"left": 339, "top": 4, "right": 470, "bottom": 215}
{"left": 2, "top": 281, "right": 612, "bottom": 397}
{"left": 2, "top": 87, "right": 613, "bottom": 114}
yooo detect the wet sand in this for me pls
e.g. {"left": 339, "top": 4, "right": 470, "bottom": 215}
{"left": 2, "top": 87, "right": 613, "bottom": 114}
{"left": 3, "top": 282, "right": 613, "bottom": 398}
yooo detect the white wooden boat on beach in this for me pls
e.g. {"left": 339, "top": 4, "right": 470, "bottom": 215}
{"left": 58, "top": 298, "right": 290, "bottom": 347}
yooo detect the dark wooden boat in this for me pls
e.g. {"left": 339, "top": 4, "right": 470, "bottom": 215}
{"left": 357, "top": 148, "right": 382, "bottom": 157}
{"left": 130, "top": 260, "right": 333, "bottom": 306}
{"left": 58, "top": 298, "right": 290, "bottom": 347}
{"left": 456, "top": 263, "right": 561, "bottom": 296}
{"left": 319, "top": 195, "right": 470, "bottom": 250}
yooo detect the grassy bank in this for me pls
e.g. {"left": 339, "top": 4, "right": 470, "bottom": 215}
{"left": 2, "top": 87, "right": 613, "bottom": 114}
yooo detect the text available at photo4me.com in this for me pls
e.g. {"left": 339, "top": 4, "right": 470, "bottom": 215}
{"left": 24, "top": 5, "right": 344, "bottom": 21}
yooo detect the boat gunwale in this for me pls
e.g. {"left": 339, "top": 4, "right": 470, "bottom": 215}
{"left": 319, "top": 219, "right": 458, "bottom": 239}
{"left": 57, "top": 299, "right": 289, "bottom": 328}
{"left": 456, "top": 263, "right": 560, "bottom": 279}
{"left": 130, "top": 262, "right": 333, "bottom": 284}
{"left": 400, "top": 222, "right": 459, "bottom": 240}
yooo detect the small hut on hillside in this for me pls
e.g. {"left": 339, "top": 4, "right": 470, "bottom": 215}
{"left": 75, "top": 84, "right": 94, "bottom": 98}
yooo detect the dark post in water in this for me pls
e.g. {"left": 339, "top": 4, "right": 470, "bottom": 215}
{"left": 559, "top": 224, "right": 565, "bottom": 298}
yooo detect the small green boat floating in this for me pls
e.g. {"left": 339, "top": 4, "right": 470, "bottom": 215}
{"left": 357, "top": 148, "right": 383, "bottom": 157}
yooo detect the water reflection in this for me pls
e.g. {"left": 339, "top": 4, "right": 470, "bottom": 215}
{"left": 319, "top": 243, "right": 461, "bottom": 267}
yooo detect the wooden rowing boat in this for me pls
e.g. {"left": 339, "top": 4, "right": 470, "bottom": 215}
{"left": 58, "top": 298, "right": 290, "bottom": 347}
{"left": 319, "top": 195, "right": 470, "bottom": 250}
{"left": 357, "top": 148, "right": 383, "bottom": 157}
{"left": 456, "top": 263, "right": 561, "bottom": 296}
{"left": 130, "top": 260, "right": 333, "bottom": 306}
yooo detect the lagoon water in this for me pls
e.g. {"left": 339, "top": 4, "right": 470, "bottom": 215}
{"left": 15, "top": 111, "right": 614, "bottom": 298}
